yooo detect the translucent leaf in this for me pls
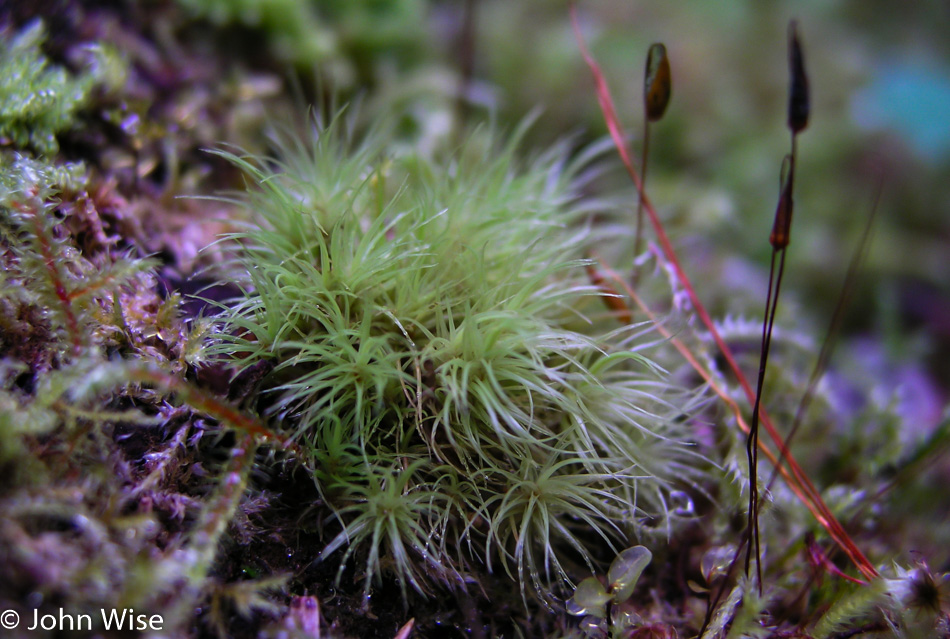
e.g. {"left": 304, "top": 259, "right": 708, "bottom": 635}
{"left": 701, "top": 545, "right": 736, "bottom": 584}
{"left": 607, "top": 546, "right": 652, "bottom": 602}
{"left": 687, "top": 579, "right": 709, "bottom": 594}
{"left": 610, "top": 603, "right": 643, "bottom": 631}
{"left": 669, "top": 490, "right": 695, "bottom": 516}
{"left": 567, "top": 576, "right": 610, "bottom": 617}
{"left": 580, "top": 614, "right": 608, "bottom": 638}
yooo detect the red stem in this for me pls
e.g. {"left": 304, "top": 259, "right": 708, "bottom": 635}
{"left": 569, "top": 3, "right": 877, "bottom": 580}
{"left": 130, "top": 366, "right": 297, "bottom": 451}
{"left": 21, "top": 198, "right": 83, "bottom": 356}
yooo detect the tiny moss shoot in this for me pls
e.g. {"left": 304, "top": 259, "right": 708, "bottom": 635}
{"left": 0, "top": 20, "right": 123, "bottom": 156}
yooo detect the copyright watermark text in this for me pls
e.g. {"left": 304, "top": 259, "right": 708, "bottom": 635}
{"left": 1, "top": 610, "right": 18, "bottom": 629}
{"left": 1, "top": 608, "right": 163, "bottom": 632}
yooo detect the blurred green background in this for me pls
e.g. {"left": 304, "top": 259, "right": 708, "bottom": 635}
{"left": 166, "top": 0, "right": 950, "bottom": 403}
{"left": 10, "top": 0, "right": 946, "bottom": 410}
{"left": 459, "top": 0, "right": 950, "bottom": 396}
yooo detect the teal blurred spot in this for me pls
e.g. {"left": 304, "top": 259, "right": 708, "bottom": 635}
{"left": 852, "top": 59, "right": 950, "bottom": 162}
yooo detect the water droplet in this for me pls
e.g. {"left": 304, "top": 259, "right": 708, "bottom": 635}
{"left": 670, "top": 490, "right": 695, "bottom": 516}
{"left": 580, "top": 615, "right": 608, "bottom": 638}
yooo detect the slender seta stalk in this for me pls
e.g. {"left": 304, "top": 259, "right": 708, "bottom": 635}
{"left": 745, "top": 19, "right": 810, "bottom": 591}
{"left": 633, "top": 43, "right": 671, "bottom": 285}
{"left": 572, "top": 5, "right": 876, "bottom": 581}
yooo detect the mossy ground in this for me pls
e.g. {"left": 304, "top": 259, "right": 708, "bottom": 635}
{"left": 1, "top": 2, "right": 948, "bottom": 638}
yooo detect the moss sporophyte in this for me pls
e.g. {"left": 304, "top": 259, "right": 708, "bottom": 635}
{"left": 207, "top": 115, "right": 707, "bottom": 606}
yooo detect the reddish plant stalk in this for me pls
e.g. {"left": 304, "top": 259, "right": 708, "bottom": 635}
{"left": 129, "top": 364, "right": 297, "bottom": 452}
{"left": 570, "top": 3, "right": 877, "bottom": 581}
{"left": 632, "top": 119, "right": 650, "bottom": 281}
{"left": 16, "top": 196, "right": 84, "bottom": 357}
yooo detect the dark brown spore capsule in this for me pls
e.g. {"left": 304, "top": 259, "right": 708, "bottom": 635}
{"left": 644, "top": 43, "right": 671, "bottom": 122}
{"left": 770, "top": 154, "right": 794, "bottom": 249}
{"left": 788, "top": 21, "right": 810, "bottom": 134}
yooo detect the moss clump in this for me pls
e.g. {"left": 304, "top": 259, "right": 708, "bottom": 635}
{"left": 0, "top": 21, "right": 123, "bottom": 156}
{"left": 176, "top": 0, "right": 337, "bottom": 68}
{"left": 175, "top": 0, "right": 428, "bottom": 81}
{"left": 210, "top": 115, "right": 708, "bottom": 605}
{"left": 0, "top": 148, "right": 290, "bottom": 635}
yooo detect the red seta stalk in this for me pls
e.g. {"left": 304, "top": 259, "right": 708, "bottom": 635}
{"left": 570, "top": 4, "right": 878, "bottom": 582}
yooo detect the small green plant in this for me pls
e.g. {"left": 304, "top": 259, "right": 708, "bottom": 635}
{"left": 0, "top": 154, "right": 152, "bottom": 357}
{"left": 809, "top": 563, "right": 949, "bottom": 639}
{"left": 565, "top": 545, "right": 653, "bottom": 638}
{"left": 176, "top": 0, "right": 337, "bottom": 68}
{"left": 175, "top": 0, "right": 428, "bottom": 81}
{"left": 0, "top": 20, "right": 123, "bottom": 156}
{"left": 0, "top": 148, "right": 289, "bottom": 635}
{"left": 209, "top": 112, "right": 708, "bottom": 605}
